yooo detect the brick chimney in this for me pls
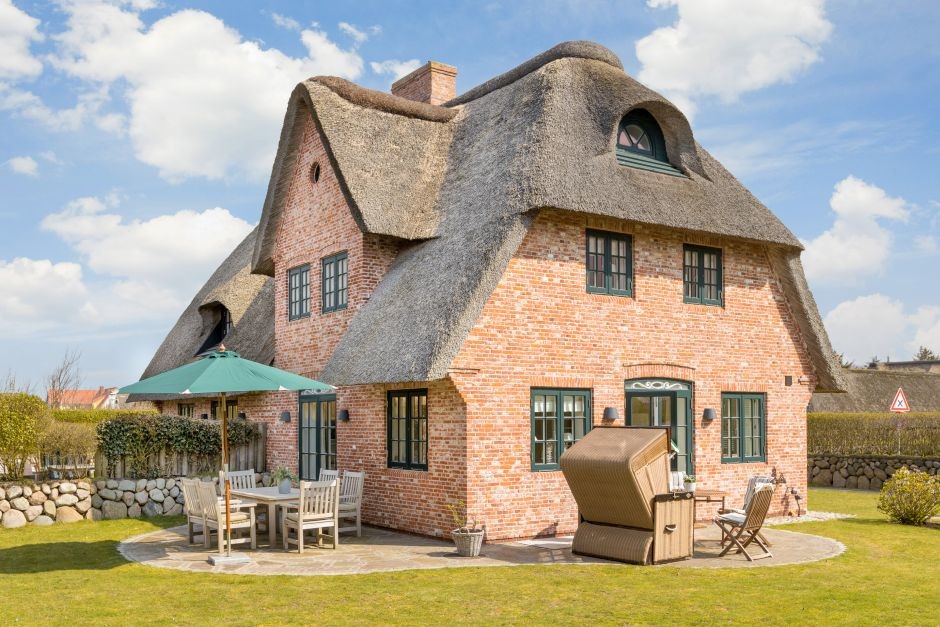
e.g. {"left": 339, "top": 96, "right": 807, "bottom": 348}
{"left": 391, "top": 61, "right": 457, "bottom": 106}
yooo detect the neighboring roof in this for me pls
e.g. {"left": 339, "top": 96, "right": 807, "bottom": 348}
{"left": 150, "top": 40, "right": 844, "bottom": 393}
{"left": 809, "top": 369, "right": 940, "bottom": 413}
{"left": 129, "top": 228, "right": 273, "bottom": 400}
{"left": 51, "top": 387, "right": 115, "bottom": 408}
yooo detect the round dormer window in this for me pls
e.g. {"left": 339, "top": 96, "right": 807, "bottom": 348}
{"left": 616, "top": 109, "right": 668, "bottom": 163}
{"left": 311, "top": 162, "right": 321, "bottom": 184}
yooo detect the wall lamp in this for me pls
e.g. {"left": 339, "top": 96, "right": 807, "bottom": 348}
{"left": 702, "top": 408, "right": 717, "bottom": 421}
{"left": 338, "top": 409, "right": 350, "bottom": 422}
{"left": 279, "top": 411, "right": 291, "bottom": 423}
{"left": 602, "top": 407, "right": 619, "bottom": 421}
{"left": 238, "top": 412, "right": 247, "bottom": 420}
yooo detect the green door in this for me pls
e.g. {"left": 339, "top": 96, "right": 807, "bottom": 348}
{"left": 625, "top": 379, "right": 693, "bottom": 474}
{"left": 298, "top": 394, "right": 337, "bottom": 480}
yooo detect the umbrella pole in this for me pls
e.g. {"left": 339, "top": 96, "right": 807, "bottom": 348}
{"left": 220, "top": 391, "right": 232, "bottom": 557}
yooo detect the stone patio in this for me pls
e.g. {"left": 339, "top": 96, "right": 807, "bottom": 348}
{"left": 118, "top": 522, "right": 845, "bottom": 576}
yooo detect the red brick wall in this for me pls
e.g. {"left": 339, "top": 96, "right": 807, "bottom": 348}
{"left": 450, "top": 210, "right": 814, "bottom": 540}
{"left": 272, "top": 105, "right": 399, "bottom": 379}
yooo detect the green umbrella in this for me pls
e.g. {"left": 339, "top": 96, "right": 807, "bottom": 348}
{"left": 119, "top": 347, "right": 333, "bottom": 559}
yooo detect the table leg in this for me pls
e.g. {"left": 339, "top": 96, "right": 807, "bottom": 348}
{"left": 268, "top": 502, "right": 277, "bottom": 547}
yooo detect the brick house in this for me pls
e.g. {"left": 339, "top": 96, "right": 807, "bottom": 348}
{"left": 136, "top": 42, "right": 845, "bottom": 541}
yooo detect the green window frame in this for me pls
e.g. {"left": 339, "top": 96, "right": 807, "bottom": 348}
{"left": 387, "top": 389, "right": 428, "bottom": 471}
{"left": 177, "top": 403, "right": 194, "bottom": 418}
{"left": 531, "top": 389, "right": 592, "bottom": 471}
{"left": 586, "top": 230, "right": 633, "bottom": 296}
{"left": 287, "top": 264, "right": 310, "bottom": 320}
{"left": 683, "top": 244, "right": 723, "bottom": 306}
{"left": 721, "top": 393, "right": 766, "bottom": 463}
{"left": 321, "top": 252, "right": 348, "bottom": 314}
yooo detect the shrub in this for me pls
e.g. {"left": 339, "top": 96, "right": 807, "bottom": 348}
{"left": 0, "top": 393, "right": 48, "bottom": 479}
{"left": 96, "top": 414, "right": 260, "bottom": 478}
{"left": 52, "top": 407, "right": 158, "bottom": 424}
{"left": 40, "top": 420, "right": 98, "bottom": 467}
{"left": 877, "top": 466, "right": 940, "bottom": 525}
{"left": 808, "top": 413, "right": 940, "bottom": 457}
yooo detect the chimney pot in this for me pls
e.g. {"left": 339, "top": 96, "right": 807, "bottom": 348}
{"left": 391, "top": 61, "right": 457, "bottom": 106}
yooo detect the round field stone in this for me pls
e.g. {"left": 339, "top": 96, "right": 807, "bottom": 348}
{"left": 56, "top": 506, "right": 83, "bottom": 523}
{"left": 2, "top": 509, "right": 26, "bottom": 528}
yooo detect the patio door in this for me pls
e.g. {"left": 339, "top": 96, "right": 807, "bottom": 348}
{"left": 298, "top": 394, "right": 337, "bottom": 480}
{"left": 625, "top": 379, "right": 693, "bottom": 474}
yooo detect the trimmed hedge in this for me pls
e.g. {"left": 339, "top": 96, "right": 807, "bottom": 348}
{"left": 96, "top": 414, "right": 260, "bottom": 478}
{"left": 808, "top": 413, "right": 940, "bottom": 457}
{"left": 52, "top": 407, "right": 158, "bottom": 424}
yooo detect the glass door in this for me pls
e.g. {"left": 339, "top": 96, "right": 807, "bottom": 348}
{"left": 298, "top": 394, "right": 337, "bottom": 480}
{"left": 625, "top": 379, "right": 693, "bottom": 474}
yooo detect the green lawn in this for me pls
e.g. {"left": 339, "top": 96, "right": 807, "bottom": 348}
{"left": 0, "top": 489, "right": 937, "bottom": 626}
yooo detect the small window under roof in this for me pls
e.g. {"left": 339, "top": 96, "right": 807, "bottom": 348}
{"left": 616, "top": 109, "right": 684, "bottom": 177}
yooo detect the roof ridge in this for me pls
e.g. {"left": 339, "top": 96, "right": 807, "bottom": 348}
{"left": 445, "top": 40, "right": 623, "bottom": 107}
{"left": 307, "top": 76, "right": 456, "bottom": 122}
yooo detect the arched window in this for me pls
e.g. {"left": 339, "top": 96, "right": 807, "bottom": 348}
{"left": 616, "top": 109, "right": 668, "bottom": 163}
{"left": 196, "top": 303, "right": 232, "bottom": 355}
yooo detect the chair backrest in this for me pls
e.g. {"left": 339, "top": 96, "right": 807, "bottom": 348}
{"left": 196, "top": 480, "right": 222, "bottom": 521}
{"left": 742, "top": 484, "right": 775, "bottom": 530}
{"left": 741, "top": 476, "right": 775, "bottom": 510}
{"left": 298, "top": 480, "right": 338, "bottom": 517}
{"left": 319, "top": 468, "right": 339, "bottom": 483}
{"left": 180, "top": 478, "right": 203, "bottom": 516}
{"left": 340, "top": 471, "right": 365, "bottom": 501}
{"left": 220, "top": 468, "right": 256, "bottom": 491}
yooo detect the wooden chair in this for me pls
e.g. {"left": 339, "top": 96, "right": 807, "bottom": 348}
{"left": 196, "top": 480, "right": 257, "bottom": 552}
{"left": 720, "top": 475, "right": 775, "bottom": 546}
{"left": 282, "top": 480, "right": 339, "bottom": 553}
{"left": 180, "top": 478, "right": 206, "bottom": 545}
{"left": 338, "top": 471, "right": 365, "bottom": 537}
{"left": 220, "top": 468, "right": 257, "bottom": 491}
{"left": 714, "top": 484, "right": 774, "bottom": 561}
{"left": 318, "top": 468, "right": 339, "bottom": 482}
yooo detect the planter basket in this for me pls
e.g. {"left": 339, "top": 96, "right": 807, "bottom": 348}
{"left": 452, "top": 529, "right": 484, "bottom": 557}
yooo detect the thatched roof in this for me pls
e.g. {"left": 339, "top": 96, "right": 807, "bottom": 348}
{"left": 144, "top": 41, "right": 844, "bottom": 393}
{"left": 809, "top": 369, "right": 940, "bottom": 413}
{"left": 128, "top": 228, "right": 273, "bottom": 401}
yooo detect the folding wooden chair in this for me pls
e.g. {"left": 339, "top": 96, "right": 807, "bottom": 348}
{"left": 714, "top": 484, "right": 774, "bottom": 561}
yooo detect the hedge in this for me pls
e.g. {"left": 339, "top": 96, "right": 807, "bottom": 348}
{"left": 52, "top": 407, "right": 158, "bottom": 424}
{"left": 96, "top": 414, "right": 260, "bottom": 478}
{"left": 808, "top": 413, "right": 940, "bottom": 457}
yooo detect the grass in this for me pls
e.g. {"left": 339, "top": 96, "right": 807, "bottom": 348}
{"left": 0, "top": 489, "right": 937, "bottom": 626}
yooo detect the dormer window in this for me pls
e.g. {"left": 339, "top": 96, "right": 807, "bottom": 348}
{"left": 615, "top": 109, "right": 683, "bottom": 177}
{"left": 196, "top": 303, "right": 233, "bottom": 355}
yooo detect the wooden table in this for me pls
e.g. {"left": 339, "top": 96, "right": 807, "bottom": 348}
{"left": 230, "top": 486, "right": 300, "bottom": 546}
{"left": 693, "top": 489, "right": 728, "bottom": 512}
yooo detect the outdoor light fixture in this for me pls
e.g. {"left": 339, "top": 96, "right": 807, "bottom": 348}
{"left": 279, "top": 411, "right": 291, "bottom": 423}
{"left": 200, "top": 413, "right": 208, "bottom": 420}
{"left": 702, "top": 408, "right": 717, "bottom": 421}
{"left": 602, "top": 407, "right": 619, "bottom": 421}
{"left": 785, "top": 375, "right": 793, "bottom": 387}
{"left": 338, "top": 409, "right": 350, "bottom": 422}
{"left": 238, "top": 412, "right": 246, "bottom": 420}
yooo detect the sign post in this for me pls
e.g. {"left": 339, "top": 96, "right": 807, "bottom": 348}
{"left": 890, "top": 387, "right": 910, "bottom": 413}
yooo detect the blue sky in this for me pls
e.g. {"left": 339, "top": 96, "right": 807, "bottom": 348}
{"left": 1, "top": 0, "right": 938, "bottom": 392}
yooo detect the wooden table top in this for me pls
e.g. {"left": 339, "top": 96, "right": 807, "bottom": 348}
{"left": 230, "top": 486, "right": 300, "bottom": 502}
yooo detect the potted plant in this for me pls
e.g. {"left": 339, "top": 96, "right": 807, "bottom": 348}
{"left": 271, "top": 467, "right": 297, "bottom": 494}
{"left": 683, "top": 474, "right": 697, "bottom": 493}
{"left": 446, "top": 500, "right": 485, "bottom": 557}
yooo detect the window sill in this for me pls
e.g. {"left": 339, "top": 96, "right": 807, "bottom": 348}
{"left": 321, "top": 305, "right": 349, "bottom": 315}
{"left": 720, "top": 459, "right": 767, "bottom": 465}
{"left": 683, "top": 299, "right": 724, "bottom": 308}
{"left": 288, "top": 313, "right": 311, "bottom": 322}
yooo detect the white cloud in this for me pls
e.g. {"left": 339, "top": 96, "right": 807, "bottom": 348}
{"left": 5, "top": 155, "right": 38, "bottom": 176}
{"left": 801, "top": 176, "right": 910, "bottom": 285}
{"left": 825, "top": 294, "right": 940, "bottom": 363}
{"left": 270, "top": 12, "right": 301, "bottom": 31}
{"left": 0, "top": 258, "right": 89, "bottom": 337}
{"left": 39, "top": 150, "right": 63, "bottom": 165}
{"left": 0, "top": 0, "right": 43, "bottom": 80}
{"left": 45, "top": 4, "right": 364, "bottom": 181}
{"left": 371, "top": 59, "right": 422, "bottom": 81}
{"left": 338, "top": 22, "right": 369, "bottom": 44}
{"left": 914, "top": 235, "right": 938, "bottom": 255}
{"left": 0, "top": 82, "right": 112, "bottom": 132}
{"left": 0, "top": 193, "right": 255, "bottom": 339}
{"left": 40, "top": 195, "right": 254, "bottom": 293}
{"left": 635, "top": 0, "right": 832, "bottom": 117}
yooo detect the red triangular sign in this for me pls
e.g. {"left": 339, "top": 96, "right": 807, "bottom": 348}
{"left": 890, "top": 387, "right": 911, "bottom": 413}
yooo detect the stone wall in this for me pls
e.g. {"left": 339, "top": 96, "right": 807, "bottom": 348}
{"left": 808, "top": 455, "right": 940, "bottom": 490}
